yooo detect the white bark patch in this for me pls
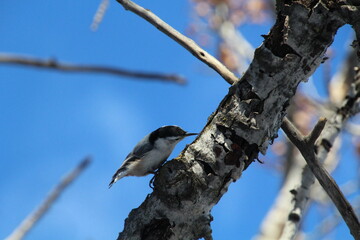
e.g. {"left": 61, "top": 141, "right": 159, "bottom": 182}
{"left": 191, "top": 161, "right": 204, "bottom": 175}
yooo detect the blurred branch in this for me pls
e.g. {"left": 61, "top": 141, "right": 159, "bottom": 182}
{"left": 115, "top": 0, "right": 238, "bottom": 85}
{"left": 5, "top": 157, "right": 92, "bottom": 240}
{"left": 281, "top": 118, "right": 360, "bottom": 239}
{"left": 276, "top": 52, "right": 360, "bottom": 239}
{"left": 218, "top": 21, "right": 254, "bottom": 74}
{"left": 0, "top": 54, "right": 186, "bottom": 84}
{"left": 91, "top": 0, "right": 110, "bottom": 31}
{"left": 255, "top": 149, "right": 307, "bottom": 240}
{"left": 329, "top": 45, "right": 359, "bottom": 104}
{"left": 345, "top": 122, "right": 360, "bottom": 136}
{"left": 308, "top": 195, "right": 360, "bottom": 239}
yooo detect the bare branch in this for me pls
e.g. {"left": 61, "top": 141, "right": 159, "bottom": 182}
{"left": 5, "top": 157, "right": 92, "bottom": 240}
{"left": 115, "top": 0, "right": 238, "bottom": 85}
{"left": 0, "top": 54, "right": 186, "bottom": 84}
{"left": 306, "top": 117, "right": 327, "bottom": 145}
{"left": 282, "top": 118, "right": 360, "bottom": 239}
{"left": 281, "top": 117, "right": 305, "bottom": 147}
{"left": 329, "top": 44, "right": 359, "bottom": 104}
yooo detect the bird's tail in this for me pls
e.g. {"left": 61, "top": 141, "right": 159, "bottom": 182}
{"left": 108, "top": 167, "right": 127, "bottom": 188}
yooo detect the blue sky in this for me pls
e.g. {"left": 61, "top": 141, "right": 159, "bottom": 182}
{"left": 0, "top": 1, "right": 356, "bottom": 239}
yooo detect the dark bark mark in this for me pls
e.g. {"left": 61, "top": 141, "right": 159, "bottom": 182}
{"left": 264, "top": 14, "right": 301, "bottom": 58}
{"left": 237, "top": 80, "right": 261, "bottom": 101}
{"left": 290, "top": 189, "right": 298, "bottom": 195}
{"left": 217, "top": 124, "right": 260, "bottom": 170}
{"left": 320, "top": 139, "right": 333, "bottom": 152}
{"left": 213, "top": 146, "right": 222, "bottom": 157}
{"left": 197, "top": 160, "right": 217, "bottom": 176}
{"left": 288, "top": 212, "right": 301, "bottom": 222}
{"left": 141, "top": 218, "right": 174, "bottom": 240}
{"left": 224, "top": 143, "right": 242, "bottom": 167}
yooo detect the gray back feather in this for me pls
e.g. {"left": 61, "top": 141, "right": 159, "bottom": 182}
{"left": 126, "top": 134, "right": 154, "bottom": 159}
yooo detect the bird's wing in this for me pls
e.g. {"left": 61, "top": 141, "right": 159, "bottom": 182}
{"left": 130, "top": 141, "right": 154, "bottom": 158}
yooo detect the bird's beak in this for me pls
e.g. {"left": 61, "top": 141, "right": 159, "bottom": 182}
{"left": 184, "top": 132, "right": 197, "bottom": 137}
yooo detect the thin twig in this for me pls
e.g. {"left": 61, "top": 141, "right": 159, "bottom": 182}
{"left": 306, "top": 117, "right": 327, "bottom": 145}
{"left": 115, "top": 0, "right": 238, "bottom": 85}
{"left": 5, "top": 157, "right": 92, "bottom": 240}
{"left": 282, "top": 118, "right": 360, "bottom": 239}
{"left": 0, "top": 54, "right": 186, "bottom": 84}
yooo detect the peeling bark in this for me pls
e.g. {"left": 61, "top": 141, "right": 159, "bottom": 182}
{"left": 117, "top": 2, "right": 360, "bottom": 239}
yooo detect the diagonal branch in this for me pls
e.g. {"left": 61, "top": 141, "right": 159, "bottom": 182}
{"left": 115, "top": 0, "right": 238, "bottom": 85}
{"left": 115, "top": 1, "right": 356, "bottom": 239}
{"left": 281, "top": 118, "right": 360, "bottom": 239}
{"left": 0, "top": 54, "right": 186, "bottom": 84}
{"left": 5, "top": 157, "right": 92, "bottom": 240}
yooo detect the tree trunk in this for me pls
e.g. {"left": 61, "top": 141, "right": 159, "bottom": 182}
{"left": 118, "top": 1, "right": 359, "bottom": 239}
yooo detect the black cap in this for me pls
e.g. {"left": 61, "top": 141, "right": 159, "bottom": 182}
{"left": 149, "top": 125, "right": 197, "bottom": 144}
